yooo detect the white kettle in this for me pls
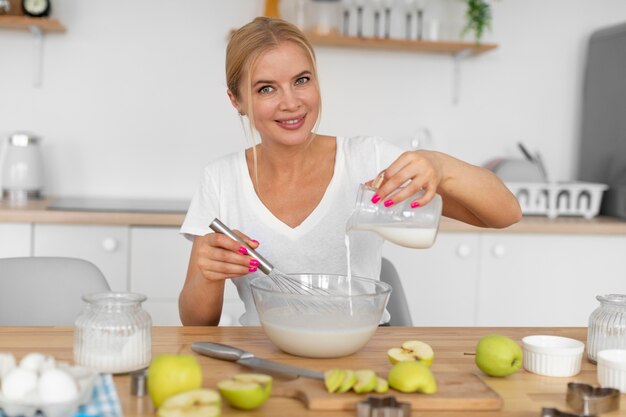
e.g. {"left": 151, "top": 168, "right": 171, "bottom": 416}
{"left": 1, "top": 132, "right": 44, "bottom": 201}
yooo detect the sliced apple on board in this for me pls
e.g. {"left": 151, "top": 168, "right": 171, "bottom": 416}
{"left": 217, "top": 373, "right": 272, "bottom": 410}
{"left": 324, "top": 369, "right": 382, "bottom": 394}
{"left": 387, "top": 340, "right": 434, "bottom": 366}
{"left": 157, "top": 388, "right": 221, "bottom": 417}
{"left": 353, "top": 369, "right": 378, "bottom": 394}
{"left": 387, "top": 361, "right": 437, "bottom": 394}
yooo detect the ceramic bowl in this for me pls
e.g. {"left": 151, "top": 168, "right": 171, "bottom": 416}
{"left": 250, "top": 274, "right": 391, "bottom": 358}
{"left": 522, "top": 335, "right": 585, "bottom": 377}
{"left": 597, "top": 349, "right": 626, "bottom": 393}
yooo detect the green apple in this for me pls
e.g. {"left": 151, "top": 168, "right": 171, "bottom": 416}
{"left": 157, "top": 388, "right": 221, "bottom": 417}
{"left": 336, "top": 370, "right": 356, "bottom": 394}
{"left": 387, "top": 340, "right": 434, "bottom": 366}
{"left": 217, "top": 373, "right": 272, "bottom": 410}
{"left": 324, "top": 369, "right": 346, "bottom": 393}
{"left": 387, "top": 361, "right": 437, "bottom": 394}
{"left": 353, "top": 369, "right": 377, "bottom": 394}
{"left": 475, "top": 334, "right": 523, "bottom": 377}
{"left": 374, "top": 377, "right": 389, "bottom": 394}
{"left": 148, "top": 354, "right": 203, "bottom": 409}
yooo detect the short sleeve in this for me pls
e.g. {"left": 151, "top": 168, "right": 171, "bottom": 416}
{"left": 179, "top": 166, "right": 220, "bottom": 240}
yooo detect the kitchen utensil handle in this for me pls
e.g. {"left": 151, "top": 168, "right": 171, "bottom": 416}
{"left": 209, "top": 218, "right": 273, "bottom": 274}
{"left": 517, "top": 142, "right": 535, "bottom": 162}
{"left": 191, "top": 342, "right": 254, "bottom": 361}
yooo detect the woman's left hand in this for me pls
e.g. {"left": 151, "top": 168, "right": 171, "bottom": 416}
{"left": 372, "top": 150, "right": 443, "bottom": 208}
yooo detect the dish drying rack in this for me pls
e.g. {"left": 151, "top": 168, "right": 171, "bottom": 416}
{"left": 505, "top": 182, "right": 608, "bottom": 219}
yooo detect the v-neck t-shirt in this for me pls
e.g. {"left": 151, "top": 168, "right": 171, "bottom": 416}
{"left": 180, "top": 136, "right": 404, "bottom": 325}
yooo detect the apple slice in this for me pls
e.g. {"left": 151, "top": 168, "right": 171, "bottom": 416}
{"left": 336, "top": 370, "right": 356, "bottom": 394}
{"left": 217, "top": 373, "right": 272, "bottom": 410}
{"left": 353, "top": 369, "right": 377, "bottom": 394}
{"left": 387, "top": 347, "right": 417, "bottom": 364}
{"left": 401, "top": 340, "right": 434, "bottom": 366}
{"left": 157, "top": 389, "right": 221, "bottom": 417}
{"left": 374, "top": 377, "right": 389, "bottom": 394}
{"left": 324, "top": 369, "right": 346, "bottom": 393}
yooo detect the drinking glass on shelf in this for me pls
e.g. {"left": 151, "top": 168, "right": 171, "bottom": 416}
{"left": 370, "top": 0, "right": 384, "bottom": 38}
{"left": 403, "top": 0, "right": 416, "bottom": 39}
{"left": 354, "top": 0, "right": 366, "bottom": 37}
{"left": 340, "top": 0, "right": 353, "bottom": 36}
{"left": 382, "top": 0, "right": 394, "bottom": 38}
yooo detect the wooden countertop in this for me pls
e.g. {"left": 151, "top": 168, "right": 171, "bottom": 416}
{"left": 1, "top": 326, "right": 621, "bottom": 417}
{"left": 1, "top": 197, "right": 626, "bottom": 234}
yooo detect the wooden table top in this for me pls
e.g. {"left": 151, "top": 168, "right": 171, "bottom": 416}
{"left": 0, "top": 326, "right": 623, "bottom": 417}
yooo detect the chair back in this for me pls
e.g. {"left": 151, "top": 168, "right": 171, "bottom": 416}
{"left": 0, "top": 257, "right": 110, "bottom": 325}
{"left": 380, "top": 257, "right": 413, "bottom": 326}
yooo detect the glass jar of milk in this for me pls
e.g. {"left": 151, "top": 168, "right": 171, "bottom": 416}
{"left": 346, "top": 183, "right": 442, "bottom": 249}
{"left": 587, "top": 294, "right": 626, "bottom": 363}
{"left": 74, "top": 292, "right": 152, "bottom": 374}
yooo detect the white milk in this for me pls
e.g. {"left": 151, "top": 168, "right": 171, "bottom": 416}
{"left": 262, "top": 319, "right": 377, "bottom": 358}
{"left": 356, "top": 225, "right": 437, "bottom": 249}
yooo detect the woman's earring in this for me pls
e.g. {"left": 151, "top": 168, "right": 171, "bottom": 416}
{"left": 238, "top": 111, "right": 245, "bottom": 116}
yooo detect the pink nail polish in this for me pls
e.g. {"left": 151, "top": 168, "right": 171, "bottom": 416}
{"left": 249, "top": 259, "right": 259, "bottom": 267}
{"left": 251, "top": 239, "right": 259, "bottom": 245}
{"left": 371, "top": 194, "right": 381, "bottom": 204}
{"left": 384, "top": 199, "right": 394, "bottom": 207}
{"left": 411, "top": 201, "right": 421, "bottom": 208}
{"left": 248, "top": 267, "right": 258, "bottom": 273}
{"left": 238, "top": 246, "right": 248, "bottom": 255}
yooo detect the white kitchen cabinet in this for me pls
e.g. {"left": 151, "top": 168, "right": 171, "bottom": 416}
{"left": 382, "top": 232, "right": 481, "bottom": 326}
{"left": 0, "top": 223, "right": 31, "bottom": 258}
{"left": 33, "top": 224, "right": 129, "bottom": 292}
{"left": 129, "top": 226, "right": 242, "bottom": 326}
{"left": 476, "top": 233, "right": 626, "bottom": 326}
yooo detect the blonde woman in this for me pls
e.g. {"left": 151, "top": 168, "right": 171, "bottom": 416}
{"left": 179, "top": 17, "right": 521, "bottom": 326}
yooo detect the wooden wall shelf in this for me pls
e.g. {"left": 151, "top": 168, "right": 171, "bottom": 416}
{"left": 304, "top": 32, "right": 497, "bottom": 56}
{"left": 0, "top": 15, "right": 65, "bottom": 33}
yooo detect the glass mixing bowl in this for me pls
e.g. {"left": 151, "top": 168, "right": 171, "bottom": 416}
{"left": 250, "top": 274, "right": 391, "bottom": 358}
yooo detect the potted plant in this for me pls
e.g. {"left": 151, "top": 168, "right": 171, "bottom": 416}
{"left": 461, "top": 0, "right": 492, "bottom": 44}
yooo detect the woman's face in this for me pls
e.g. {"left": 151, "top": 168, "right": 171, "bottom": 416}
{"left": 237, "top": 41, "right": 320, "bottom": 147}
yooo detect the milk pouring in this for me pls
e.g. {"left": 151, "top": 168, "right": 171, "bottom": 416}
{"left": 346, "top": 183, "right": 442, "bottom": 249}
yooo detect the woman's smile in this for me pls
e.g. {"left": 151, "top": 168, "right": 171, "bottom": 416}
{"left": 275, "top": 113, "right": 306, "bottom": 130}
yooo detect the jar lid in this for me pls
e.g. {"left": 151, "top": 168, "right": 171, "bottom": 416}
{"left": 8, "top": 132, "right": 40, "bottom": 147}
{"left": 596, "top": 294, "right": 626, "bottom": 305}
{"left": 82, "top": 291, "right": 147, "bottom": 305}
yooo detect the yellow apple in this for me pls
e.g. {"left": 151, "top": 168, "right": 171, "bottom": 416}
{"left": 387, "top": 340, "right": 434, "bottom": 366}
{"left": 475, "top": 334, "right": 522, "bottom": 377}
{"left": 148, "top": 354, "right": 203, "bottom": 408}
{"left": 387, "top": 361, "right": 437, "bottom": 394}
{"left": 217, "top": 373, "right": 272, "bottom": 410}
{"left": 157, "top": 388, "right": 221, "bottom": 417}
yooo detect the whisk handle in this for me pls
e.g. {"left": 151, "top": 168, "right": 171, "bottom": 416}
{"left": 209, "top": 218, "right": 273, "bottom": 275}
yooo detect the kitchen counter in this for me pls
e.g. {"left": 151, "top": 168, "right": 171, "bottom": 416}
{"left": 0, "top": 326, "right": 616, "bottom": 417}
{"left": 1, "top": 197, "right": 626, "bottom": 233}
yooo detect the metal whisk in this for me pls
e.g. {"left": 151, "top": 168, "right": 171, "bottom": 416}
{"left": 209, "top": 218, "right": 330, "bottom": 296}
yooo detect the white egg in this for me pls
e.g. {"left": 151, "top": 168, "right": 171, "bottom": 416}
{"left": 19, "top": 352, "right": 55, "bottom": 373}
{"left": 1, "top": 367, "right": 38, "bottom": 400}
{"left": 38, "top": 368, "right": 79, "bottom": 403}
{"left": 0, "top": 352, "right": 16, "bottom": 379}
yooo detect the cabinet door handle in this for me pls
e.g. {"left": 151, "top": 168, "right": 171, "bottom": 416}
{"left": 492, "top": 244, "right": 506, "bottom": 258}
{"left": 102, "top": 237, "right": 118, "bottom": 252}
{"left": 456, "top": 244, "right": 472, "bottom": 258}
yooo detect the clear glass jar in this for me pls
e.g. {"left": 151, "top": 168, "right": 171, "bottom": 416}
{"left": 74, "top": 292, "right": 152, "bottom": 374}
{"left": 587, "top": 294, "right": 626, "bottom": 363}
{"left": 307, "top": 0, "right": 341, "bottom": 35}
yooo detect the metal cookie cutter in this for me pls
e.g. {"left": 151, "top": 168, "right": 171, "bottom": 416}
{"left": 356, "top": 395, "right": 411, "bottom": 417}
{"left": 541, "top": 408, "right": 588, "bottom": 417}
{"left": 566, "top": 382, "right": 620, "bottom": 415}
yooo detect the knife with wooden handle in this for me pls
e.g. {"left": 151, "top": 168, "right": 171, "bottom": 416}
{"left": 191, "top": 342, "right": 324, "bottom": 380}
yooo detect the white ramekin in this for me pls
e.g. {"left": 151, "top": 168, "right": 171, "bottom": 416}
{"left": 522, "top": 335, "right": 585, "bottom": 377}
{"left": 597, "top": 349, "right": 626, "bottom": 393}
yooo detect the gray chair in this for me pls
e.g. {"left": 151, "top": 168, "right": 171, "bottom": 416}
{"left": 0, "top": 257, "right": 110, "bottom": 326}
{"left": 380, "top": 257, "right": 413, "bottom": 326}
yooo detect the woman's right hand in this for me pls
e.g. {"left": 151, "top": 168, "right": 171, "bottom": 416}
{"left": 195, "top": 231, "right": 260, "bottom": 282}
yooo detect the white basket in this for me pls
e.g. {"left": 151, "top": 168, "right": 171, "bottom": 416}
{"left": 505, "top": 182, "right": 608, "bottom": 219}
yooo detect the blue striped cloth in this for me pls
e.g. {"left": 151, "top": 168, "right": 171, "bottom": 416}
{"left": 76, "top": 374, "right": 123, "bottom": 417}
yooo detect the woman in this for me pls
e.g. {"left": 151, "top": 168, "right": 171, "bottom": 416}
{"left": 179, "top": 17, "right": 521, "bottom": 326}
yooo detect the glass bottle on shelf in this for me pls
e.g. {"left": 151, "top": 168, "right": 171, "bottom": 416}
{"left": 308, "top": 0, "right": 341, "bottom": 35}
{"left": 587, "top": 294, "right": 626, "bottom": 363}
{"left": 74, "top": 292, "right": 152, "bottom": 374}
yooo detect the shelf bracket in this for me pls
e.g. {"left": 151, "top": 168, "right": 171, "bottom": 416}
{"left": 452, "top": 48, "right": 472, "bottom": 106}
{"left": 28, "top": 25, "right": 44, "bottom": 88}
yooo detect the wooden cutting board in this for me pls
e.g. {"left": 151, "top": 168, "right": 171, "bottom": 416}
{"left": 271, "top": 372, "right": 503, "bottom": 411}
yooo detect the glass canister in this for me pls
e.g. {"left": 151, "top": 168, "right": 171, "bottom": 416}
{"left": 587, "top": 294, "right": 626, "bottom": 363}
{"left": 74, "top": 292, "right": 152, "bottom": 374}
{"left": 307, "top": 0, "right": 341, "bottom": 35}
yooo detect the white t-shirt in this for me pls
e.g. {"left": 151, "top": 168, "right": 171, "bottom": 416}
{"left": 180, "top": 136, "right": 404, "bottom": 325}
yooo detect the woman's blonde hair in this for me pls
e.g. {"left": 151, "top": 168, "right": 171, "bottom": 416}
{"left": 226, "top": 17, "right": 321, "bottom": 189}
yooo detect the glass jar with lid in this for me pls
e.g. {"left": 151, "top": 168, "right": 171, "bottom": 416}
{"left": 587, "top": 294, "right": 626, "bottom": 363}
{"left": 74, "top": 292, "right": 152, "bottom": 374}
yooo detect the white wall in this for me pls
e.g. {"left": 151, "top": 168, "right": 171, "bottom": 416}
{"left": 1, "top": 0, "right": 625, "bottom": 199}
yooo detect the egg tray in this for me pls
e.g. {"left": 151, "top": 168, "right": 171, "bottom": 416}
{"left": 0, "top": 365, "right": 98, "bottom": 417}
{"left": 505, "top": 182, "right": 608, "bottom": 219}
